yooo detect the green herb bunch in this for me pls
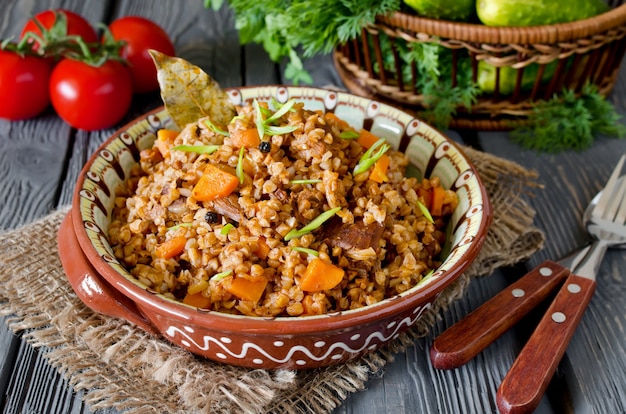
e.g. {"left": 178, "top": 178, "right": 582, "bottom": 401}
{"left": 206, "top": 0, "right": 400, "bottom": 84}
{"left": 511, "top": 84, "right": 626, "bottom": 152}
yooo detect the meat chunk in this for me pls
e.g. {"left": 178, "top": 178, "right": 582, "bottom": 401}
{"left": 210, "top": 194, "right": 243, "bottom": 222}
{"left": 321, "top": 217, "right": 384, "bottom": 252}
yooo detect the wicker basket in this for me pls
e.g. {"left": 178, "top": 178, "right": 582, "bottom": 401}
{"left": 333, "top": 1, "right": 626, "bottom": 130}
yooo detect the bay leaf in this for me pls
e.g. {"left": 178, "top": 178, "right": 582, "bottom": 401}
{"left": 149, "top": 50, "right": 236, "bottom": 129}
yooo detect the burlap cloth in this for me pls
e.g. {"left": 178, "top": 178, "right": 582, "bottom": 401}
{"left": 0, "top": 146, "right": 544, "bottom": 414}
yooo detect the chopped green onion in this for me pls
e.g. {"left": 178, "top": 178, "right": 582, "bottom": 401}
{"left": 271, "top": 97, "right": 285, "bottom": 110}
{"left": 339, "top": 130, "right": 360, "bottom": 140}
{"left": 259, "top": 105, "right": 273, "bottom": 118}
{"left": 284, "top": 206, "right": 341, "bottom": 241}
{"left": 221, "top": 223, "right": 235, "bottom": 235}
{"left": 290, "top": 179, "right": 322, "bottom": 185}
{"left": 253, "top": 99, "right": 298, "bottom": 138}
{"left": 265, "top": 125, "right": 299, "bottom": 135}
{"left": 265, "top": 99, "right": 295, "bottom": 123}
{"left": 270, "top": 97, "right": 281, "bottom": 109}
{"left": 416, "top": 200, "right": 435, "bottom": 224}
{"left": 292, "top": 246, "right": 319, "bottom": 257}
{"left": 167, "top": 222, "right": 194, "bottom": 231}
{"left": 419, "top": 269, "right": 435, "bottom": 284}
{"left": 353, "top": 138, "right": 390, "bottom": 176}
{"left": 204, "top": 118, "right": 229, "bottom": 137}
{"left": 253, "top": 99, "right": 265, "bottom": 141}
{"left": 211, "top": 269, "right": 233, "bottom": 281}
{"left": 229, "top": 114, "right": 245, "bottom": 124}
{"left": 171, "top": 144, "right": 220, "bottom": 154}
{"left": 236, "top": 146, "right": 245, "bottom": 184}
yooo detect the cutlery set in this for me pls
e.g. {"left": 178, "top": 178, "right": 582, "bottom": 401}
{"left": 431, "top": 154, "right": 626, "bottom": 414}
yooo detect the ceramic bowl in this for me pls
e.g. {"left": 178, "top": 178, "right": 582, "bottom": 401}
{"left": 58, "top": 86, "right": 492, "bottom": 369}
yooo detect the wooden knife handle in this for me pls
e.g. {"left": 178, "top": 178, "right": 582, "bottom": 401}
{"left": 496, "top": 274, "right": 596, "bottom": 414}
{"left": 430, "top": 261, "right": 570, "bottom": 370}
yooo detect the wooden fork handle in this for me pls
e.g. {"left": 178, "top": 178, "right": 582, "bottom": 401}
{"left": 430, "top": 261, "right": 570, "bottom": 370}
{"left": 496, "top": 274, "right": 596, "bottom": 414}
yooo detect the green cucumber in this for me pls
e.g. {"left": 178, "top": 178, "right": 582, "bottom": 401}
{"left": 404, "top": 0, "right": 475, "bottom": 21}
{"left": 477, "top": 0, "right": 609, "bottom": 27}
{"left": 477, "top": 61, "right": 558, "bottom": 95}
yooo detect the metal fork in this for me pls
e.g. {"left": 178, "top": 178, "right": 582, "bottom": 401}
{"left": 496, "top": 154, "right": 626, "bottom": 414}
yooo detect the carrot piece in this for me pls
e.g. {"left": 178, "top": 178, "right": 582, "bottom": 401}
{"left": 157, "top": 129, "right": 179, "bottom": 142}
{"left": 227, "top": 277, "right": 268, "bottom": 303}
{"left": 192, "top": 164, "right": 239, "bottom": 201}
{"left": 254, "top": 236, "right": 271, "bottom": 260}
{"left": 231, "top": 127, "right": 261, "bottom": 148}
{"left": 369, "top": 154, "right": 390, "bottom": 183}
{"left": 182, "top": 292, "right": 211, "bottom": 309}
{"left": 418, "top": 187, "right": 432, "bottom": 210}
{"left": 324, "top": 112, "right": 349, "bottom": 129}
{"left": 430, "top": 185, "right": 446, "bottom": 216}
{"left": 300, "top": 258, "right": 345, "bottom": 292}
{"left": 357, "top": 129, "right": 381, "bottom": 149}
{"left": 156, "top": 129, "right": 179, "bottom": 156}
{"left": 155, "top": 235, "right": 187, "bottom": 259}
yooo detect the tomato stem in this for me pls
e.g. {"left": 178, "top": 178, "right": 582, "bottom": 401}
{"left": 4, "top": 10, "right": 127, "bottom": 67}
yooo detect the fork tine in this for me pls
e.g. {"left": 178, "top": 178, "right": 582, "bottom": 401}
{"left": 604, "top": 165, "right": 626, "bottom": 220}
{"left": 592, "top": 154, "right": 626, "bottom": 220}
{"left": 614, "top": 178, "right": 626, "bottom": 224}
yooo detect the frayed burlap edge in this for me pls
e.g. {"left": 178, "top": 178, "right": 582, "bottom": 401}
{"left": 0, "top": 146, "right": 544, "bottom": 414}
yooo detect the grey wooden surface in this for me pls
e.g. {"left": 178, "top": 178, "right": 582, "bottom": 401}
{"left": 1, "top": 1, "right": 625, "bottom": 413}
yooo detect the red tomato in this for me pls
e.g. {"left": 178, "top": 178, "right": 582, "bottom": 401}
{"left": 20, "top": 9, "right": 98, "bottom": 49}
{"left": 107, "top": 16, "right": 175, "bottom": 93}
{"left": 0, "top": 50, "right": 52, "bottom": 120}
{"left": 49, "top": 59, "right": 132, "bottom": 130}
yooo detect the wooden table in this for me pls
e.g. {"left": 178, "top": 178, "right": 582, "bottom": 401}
{"left": 2, "top": 1, "right": 626, "bottom": 413}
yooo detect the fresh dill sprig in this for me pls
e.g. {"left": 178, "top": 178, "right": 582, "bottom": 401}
{"left": 210, "top": 0, "right": 400, "bottom": 84}
{"left": 511, "top": 84, "right": 626, "bottom": 152}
